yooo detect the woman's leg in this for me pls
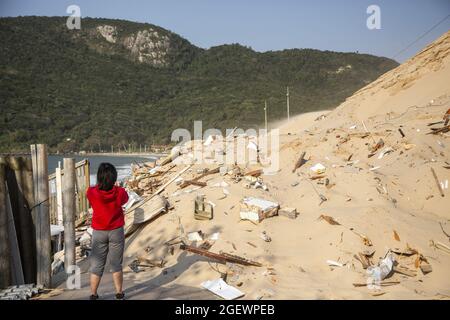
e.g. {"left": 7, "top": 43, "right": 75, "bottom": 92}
{"left": 89, "top": 229, "right": 109, "bottom": 296}
{"left": 108, "top": 227, "right": 125, "bottom": 295}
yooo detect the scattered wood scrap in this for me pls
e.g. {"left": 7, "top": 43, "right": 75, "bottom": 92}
{"left": 393, "top": 230, "right": 401, "bottom": 242}
{"left": 370, "top": 138, "right": 384, "bottom": 154}
{"left": 391, "top": 246, "right": 418, "bottom": 257}
{"left": 445, "top": 108, "right": 450, "bottom": 125}
{"left": 182, "top": 180, "right": 207, "bottom": 187}
{"left": 430, "top": 167, "right": 445, "bottom": 197}
{"left": 430, "top": 240, "right": 450, "bottom": 255}
{"left": 354, "top": 252, "right": 373, "bottom": 269}
{"left": 292, "top": 151, "right": 306, "bottom": 173}
{"left": 353, "top": 281, "right": 400, "bottom": 288}
{"left": 318, "top": 214, "right": 341, "bottom": 226}
{"left": 137, "top": 256, "right": 166, "bottom": 268}
{"left": 244, "top": 169, "right": 263, "bottom": 177}
{"left": 350, "top": 229, "right": 373, "bottom": 246}
{"left": 420, "top": 263, "right": 433, "bottom": 275}
{"left": 439, "top": 222, "right": 450, "bottom": 241}
{"left": 427, "top": 125, "right": 450, "bottom": 135}
{"left": 393, "top": 265, "right": 417, "bottom": 277}
{"left": 180, "top": 244, "right": 262, "bottom": 267}
{"left": 179, "top": 167, "right": 220, "bottom": 189}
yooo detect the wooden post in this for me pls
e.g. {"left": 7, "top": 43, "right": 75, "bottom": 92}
{"left": 30, "top": 144, "right": 52, "bottom": 288}
{"left": 286, "top": 86, "right": 290, "bottom": 121}
{"left": 5, "top": 157, "right": 36, "bottom": 284}
{"left": 63, "top": 158, "right": 76, "bottom": 270}
{"left": 55, "top": 162, "right": 63, "bottom": 225}
{"left": 0, "top": 160, "right": 11, "bottom": 288}
{"left": 264, "top": 100, "right": 268, "bottom": 133}
{"left": 5, "top": 182, "right": 25, "bottom": 285}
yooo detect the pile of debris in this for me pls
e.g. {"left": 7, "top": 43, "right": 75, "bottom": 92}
{"left": 0, "top": 284, "right": 43, "bottom": 300}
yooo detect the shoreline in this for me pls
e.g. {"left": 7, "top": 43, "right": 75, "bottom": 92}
{"left": 75, "top": 152, "right": 168, "bottom": 158}
{"left": 0, "top": 152, "right": 168, "bottom": 158}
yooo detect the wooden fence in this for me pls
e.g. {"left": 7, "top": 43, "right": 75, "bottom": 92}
{"left": 48, "top": 159, "right": 90, "bottom": 225}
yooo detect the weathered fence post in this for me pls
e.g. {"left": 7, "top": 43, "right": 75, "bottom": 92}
{"left": 4, "top": 156, "right": 36, "bottom": 284}
{"left": 0, "top": 160, "right": 11, "bottom": 289}
{"left": 63, "top": 158, "right": 76, "bottom": 270}
{"left": 31, "top": 144, "right": 52, "bottom": 288}
{"left": 55, "top": 162, "right": 63, "bottom": 225}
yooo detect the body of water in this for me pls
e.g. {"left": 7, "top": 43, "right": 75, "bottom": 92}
{"left": 48, "top": 155, "right": 157, "bottom": 185}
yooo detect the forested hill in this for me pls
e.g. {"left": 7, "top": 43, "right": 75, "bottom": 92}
{"left": 0, "top": 16, "right": 399, "bottom": 153}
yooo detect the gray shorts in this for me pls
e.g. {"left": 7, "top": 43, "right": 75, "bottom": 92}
{"left": 89, "top": 226, "right": 125, "bottom": 276}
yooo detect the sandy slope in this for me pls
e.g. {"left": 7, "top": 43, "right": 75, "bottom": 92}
{"left": 120, "top": 31, "right": 450, "bottom": 300}
{"left": 51, "top": 31, "right": 450, "bottom": 300}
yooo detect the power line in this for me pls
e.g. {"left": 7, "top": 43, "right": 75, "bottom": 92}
{"left": 392, "top": 13, "right": 450, "bottom": 60}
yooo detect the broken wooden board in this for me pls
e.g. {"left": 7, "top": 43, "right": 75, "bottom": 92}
{"left": 292, "top": 151, "right": 306, "bottom": 173}
{"left": 179, "top": 167, "right": 220, "bottom": 189}
{"left": 124, "top": 194, "right": 168, "bottom": 236}
{"left": 318, "top": 214, "right": 340, "bottom": 226}
{"left": 278, "top": 207, "right": 298, "bottom": 219}
{"left": 393, "top": 265, "right": 417, "bottom": 277}
{"left": 240, "top": 197, "right": 279, "bottom": 223}
{"left": 180, "top": 244, "right": 262, "bottom": 267}
{"left": 431, "top": 167, "right": 445, "bottom": 197}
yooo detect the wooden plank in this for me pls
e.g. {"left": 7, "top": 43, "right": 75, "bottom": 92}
{"left": 31, "top": 144, "right": 52, "bottom": 288}
{"left": 393, "top": 265, "right": 417, "bottom": 277}
{"left": 126, "top": 165, "right": 192, "bottom": 213}
{"left": 0, "top": 160, "right": 11, "bottom": 289}
{"left": 55, "top": 164, "right": 63, "bottom": 225}
{"left": 5, "top": 183, "right": 25, "bottom": 285}
{"left": 4, "top": 156, "right": 36, "bottom": 284}
{"left": 179, "top": 167, "right": 220, "bottom": 189}
{"left": 62, "top": 158, "right": 76, "bottom": 270}
{"left": 182, "top": 180, "right": 207, "bottom": 187}
{"left": 431, "top": 167, "right": 445, "bottom": 197}
{"left": 83, "top": 160, "right": 90, "bottom": 212}
{"left": 243, "top": 169, "right": 263, "bottom": 177}
{"left": 180, "top": 244, "right": 262, "bottom": 267}
{"left": 292, "top": 152, "right": 306, "bottom": 173}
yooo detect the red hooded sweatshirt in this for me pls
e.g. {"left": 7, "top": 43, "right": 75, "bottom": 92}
{"left": 87, "top": 186, "right": 129, "bottom": 230}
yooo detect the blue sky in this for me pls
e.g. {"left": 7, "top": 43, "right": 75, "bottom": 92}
{"left": 1, "top": 0, "right": 449, "bottom": 62}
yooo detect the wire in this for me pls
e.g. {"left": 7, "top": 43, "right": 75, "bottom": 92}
{"left": 392, "top": 14, "right": 450, "bottom": 60}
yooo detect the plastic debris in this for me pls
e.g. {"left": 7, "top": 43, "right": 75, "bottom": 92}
{"left": 326, "top": 260, "right": 344, "bottom": 267}
{"left": 310, "top": 163, "right": 326, "bottom": 174}
{"left": 366, "top": 252, "right": 395, "bottom": 282}
{"left": 260, "top": 231, "right": 272, "bottom": 242}
{"left": 201, "top": 278, "right": 245, "bottom": 300}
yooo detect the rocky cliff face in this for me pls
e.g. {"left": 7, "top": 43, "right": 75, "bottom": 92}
{"left": 96, "top": 25, "right": 117, "bottom": 43}
{"left": 96, "top": 24, "right": 172, "bottom": 66}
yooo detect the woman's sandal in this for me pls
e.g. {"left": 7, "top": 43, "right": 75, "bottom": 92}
{"left": 115, "top": 292, "right": 125, "bottom": 300}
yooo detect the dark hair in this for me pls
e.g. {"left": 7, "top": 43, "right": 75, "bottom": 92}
{"left": 96, "top": 162, "right": 117, "bottom": 191}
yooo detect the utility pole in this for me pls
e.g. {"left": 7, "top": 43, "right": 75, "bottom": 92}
{"left": 286, "top": 86, "right": 290, "bottom": 121}
{"left": 264, "top": 100, "right": 268, "bottom": 133}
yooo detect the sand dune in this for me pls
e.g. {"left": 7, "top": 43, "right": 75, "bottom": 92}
{"left": 123, "top": 31, "right": 450, "bottom": 300}
{"left": 52, "top": 31, "right": 450, "bottom": 300}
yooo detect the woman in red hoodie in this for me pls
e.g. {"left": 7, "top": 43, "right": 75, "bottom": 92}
{"left": 87, "top": 163, "right": 129, "bottom": 300}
